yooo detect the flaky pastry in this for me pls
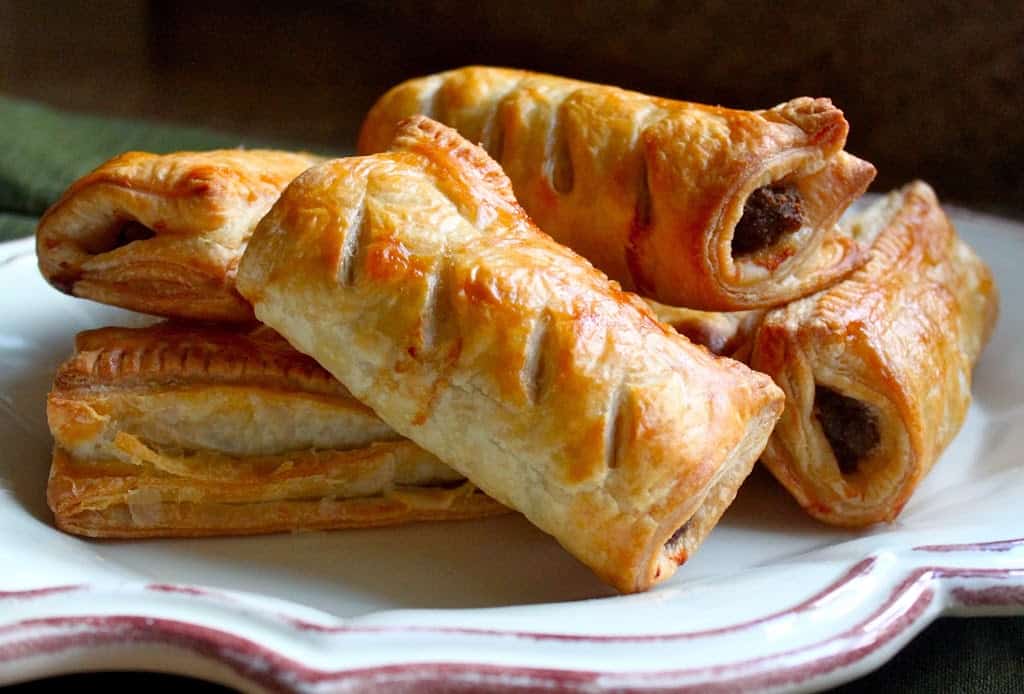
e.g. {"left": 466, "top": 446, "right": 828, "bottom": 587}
{"left": 47, "top": 323, "right": 506, "bottom": 538}
{"left": 238, "top": 116, "right": 784, "bottom": 593}
{"left": 358, "top": 66, "right": 876, "bottom": 310}
{"left": 750, "top": 182, "right": 998, "bottom": 526}
{"left": 647, "top": 301, "right": 765, "bottom": 361}
{"left": 37, "top": 149, "right": 322, "bottom": 321}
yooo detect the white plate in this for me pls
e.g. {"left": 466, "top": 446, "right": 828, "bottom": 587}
{"left": 0, "top": 205, "right": 1022, "bottom": 693}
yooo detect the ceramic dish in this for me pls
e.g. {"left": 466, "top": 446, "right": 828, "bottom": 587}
{"left": 0, "top": 204, "right": 1022, "bottom": 692}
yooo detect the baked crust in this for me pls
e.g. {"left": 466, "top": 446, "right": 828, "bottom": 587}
{"left": 647, "top": 302, "right": 764, "bottom": 361}
{"left": 49, "top": 446, "right": 503, "bottom": 539}
{"left": 46, "top": 322, "right": 507, "bottom": 538}
{"left": 238, "top": 116, "right": 785, "bottom": 593}
{"left": 358, "top": 66, "right": 876, "bottom": 310}
{"left": 36, "top": 149, "right": 322, "bottom": 321}
{"left": 750, "top": 182, "right": 998, "bottom": 526}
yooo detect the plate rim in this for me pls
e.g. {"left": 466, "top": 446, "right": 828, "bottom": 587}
{"left": 1, "top": 538, "right": 1022, "bottom": 693}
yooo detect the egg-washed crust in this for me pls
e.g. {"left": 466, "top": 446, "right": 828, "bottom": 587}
{"left": 46, "top": 322, "right": 508, "bottom": 538}
{"left": 36, "top": 149, "right": 323, "bottom": 322}
{"left": 647, "top": 301, "right": 765, "bottom": 361}
{"left": 238, "top": 116, "right": 784, "bottom": 593}
{"left": 58, "top": 323, "right": 352, "bottom": 398}
{"left": 750, "top": 182, "right": 998, "bottom": 527}
{"left": 358, "top": 66, "right": 876, "bottom": 310}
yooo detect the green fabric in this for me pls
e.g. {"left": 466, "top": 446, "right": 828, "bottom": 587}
{"left": 0, "top": 212, "right": 38, "bottom": 242}
{"left": 831, "top": 616, "right": 1024, "bottom": 693}
{"left": 0, "top": 94, "right": 310, "bottom": 219}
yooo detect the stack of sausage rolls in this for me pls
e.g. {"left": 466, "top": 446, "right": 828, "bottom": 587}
{"left": 35, "top": 67, "right": 997, "bottom": 593}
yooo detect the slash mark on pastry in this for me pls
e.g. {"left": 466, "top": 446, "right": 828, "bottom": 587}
{"left": 482, "top": 108, "right": 506, "bottom": 164}
{"left": 339, "top": 196, "right": 369, "bottom": 286}
{"left": 419, "top": 262, "right": 448, "bottom": 351}
{"left": 550, "top": 109, "right": 574, "bottom": 194}
{"left": 521, "top": 312, "right": 550, "bottom": 403}
{"left": 604, "top": 381, "right": 627, "bottom": 470}
{"left": 423, "top": 82, "right": 444, "bottom": 123}
{"left": 625, "top": 151, "right": 655, "bottom": 294}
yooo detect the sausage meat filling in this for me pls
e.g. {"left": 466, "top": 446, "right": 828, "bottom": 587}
{"left": 813, "top": 386, "right": 881, "bottom": 475}
{"left": 731, "top": 184, "right": 804, "bottom": 256}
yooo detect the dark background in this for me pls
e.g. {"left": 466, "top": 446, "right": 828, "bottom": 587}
{"left": 1, "top": 2, "right": 1022, "bottom": 691}
{"left": 2, "top": 1, "right": 1022, "bottom": 213}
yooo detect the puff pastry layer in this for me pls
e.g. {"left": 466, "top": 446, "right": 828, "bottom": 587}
{"left": 47, "top": 323, "right": 506, "bottom": 538}
{"left": 750, "top": 182, "right": 998, "bottom": 526}
{"left": 37, "top": 149, "right": 322, "bottom": 321}
{"left": 358, "top": 66, "right": 876, "bottom": 310}
{"left": 238, "top": 116, "right": 785, "bottom": 593}
{"left": 648, "top": 302, "right": 764, "bottom": 361}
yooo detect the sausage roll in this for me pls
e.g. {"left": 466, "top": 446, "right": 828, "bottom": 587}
{"left": 37, "top": 149, "right": 322, "bottom": 322}
{"left": 47, "top": 323, "right": 506, "bottom": 538}
{"left": 750, "top": 182, "right": 998, "bottom": 527}
{"left": 237, "top": 116, "right": 785, "bottom": 593}
{"left": 357, "top": 66, "right": 876, "bottom": 310}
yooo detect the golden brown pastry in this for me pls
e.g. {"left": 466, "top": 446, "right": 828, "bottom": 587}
{"left": 647, "top": 301, "right": 765, "bottom": 361}
{"left": 237, "top": 116, "right": 785, "bottom": 593}
{"left": 47, "top": 323, "right": 506, "bottom": 538}
{"left": 358, "top": 66, "right": 876, "bottom": 310}
{"left": 750, "top": 182, "right": 998, "bottom": 527}
{"left": 36, "top": 149, "right": 322, "bottom": 322}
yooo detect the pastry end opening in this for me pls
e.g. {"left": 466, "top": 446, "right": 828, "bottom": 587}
{"left": 663, "top": 517, "right": 694, "bottom": 558}
{"left": 813, "top": 385, "right": 881, "bottom": 475}
{"left": 731, "top": 184, "right": 804, "bottom": 257}
{"left": 81, "top": 220, "right": 156, "bottom": 255}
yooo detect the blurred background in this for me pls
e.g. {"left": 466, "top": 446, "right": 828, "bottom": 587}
{"left": 1, "top": 0, "right": 1022, "bottom": 214}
